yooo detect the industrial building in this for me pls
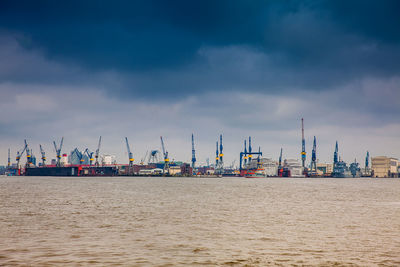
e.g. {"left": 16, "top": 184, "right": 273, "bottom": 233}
{"left": 245, "top": 158, "right": 278, "bottom": 177}
{"left": 284, "top": 159, "right": 305, "bottom": 177}
{"left": 371, "top": 157, "right": 399, "bottom": 178}
{"left": 316, "top": 163, "right": 333, "bottom": 176}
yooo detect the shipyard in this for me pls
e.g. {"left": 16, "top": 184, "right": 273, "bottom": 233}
{"left": 1, "top": 119, "right": 399, "bottom": 178}
{"left": 1, "top": 1, "right": 400, "bottom": 266}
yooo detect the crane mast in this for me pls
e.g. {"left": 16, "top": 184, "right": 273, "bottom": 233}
{"left": 301, "top": 118, "right": 306, "bottom": 168}
{"left": 39, "top": 144, "right": 46, "bottom": 166}
{"left": 85, "top": 148, "right": 94, "bottom": 165}
{"left": 248, "top": 136, "right": 252, "bottom": 162}
{"left": 16, "top": 141, "right": 27, "bottom": 169}
{"left": 7, "top": 148, "right": 10, "bottom": 168}
{"left": 95, "top": 136, "right": 101, "bottom": 166}
{"left": 125, "top": 137, "right": 134, "bottom": 167}
{"left": 311, "top": 136, "right": 317, "bottom": 173}
{"left": 219, "top": 134, "right": 223, "bottom": 166}
{"left": 160, "top": 136, "right": 169, "bottom": 175}
{"left": 243, "top": 139, "right": 248, "bottom": 165}
{"left": 191, "top": 134, "right": 196, "bottom": 171}
{"left": 25, "top": 140, "right": 32, "bottom": 167}
{"left": 334, "top": 141, "right": 338, "bottom": 165}
{"left": 53, "top": 137, "right": 64, "bottom": 167}
{"left": 215, "top": 141, "right": 219, "bottom": 167}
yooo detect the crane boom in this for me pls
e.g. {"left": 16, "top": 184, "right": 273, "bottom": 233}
{"left": 54, "top": 137, "right": 64, "bottom": 167}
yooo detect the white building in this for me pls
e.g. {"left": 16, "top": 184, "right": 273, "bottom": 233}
{"left": 284, "top": 159, "right": 304, "bottom": 177}
{"left": 245, "top": 158, "right": 278, "bottom": 177}
{"left": 101, "top": 155, "right": 116, "bottom": 165}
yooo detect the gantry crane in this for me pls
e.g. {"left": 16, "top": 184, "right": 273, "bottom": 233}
{"left": 160, "top": 136, "right": 169, "bottom": 175}
{"left": 39, "top": 144, "right": 46, "bottom": 166}
{"left": 53, "top": 137, "right": 64, "bottom": 167}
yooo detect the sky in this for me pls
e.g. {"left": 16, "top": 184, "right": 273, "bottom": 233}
{"left": 1, "top": 0, "right": 400, "bottom": 167}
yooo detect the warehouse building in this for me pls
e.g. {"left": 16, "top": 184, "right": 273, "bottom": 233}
{"left": 371, "top": 156, "right": 398, "bottom": 178}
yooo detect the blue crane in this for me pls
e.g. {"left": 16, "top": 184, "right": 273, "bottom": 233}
{"left": 16, "top": 141, "right": 27, "bottom": 169}
{"left": 25, "top": 140, "right": 32, "bottom": 167}
{"left": 84, "top": 148, "right": 94, "bottom": 165}
{"left": 95, "top": 136, "right": 102, "bottom": 166}
{"left": 243, "top": 139, "right": 248, "bottom": 165}
{"left": 7, "top": 148, "right": 10, "bottom": 168}
{"left": 219, "top": 134, "right": 223, "bottom": 169}
{"left": 160, "top": 136, "right": 169, "bottom": 174}
{"left": 365, "top": 151, "right": 369, "bottom": 169}
{"left": 191, "top": 134, "right": 196, "bottom": 170}
{"left": 278, "top": 148, "right": 283, "bottom": 170}
{"left": 248, "top": 136, "right": 252, "bottom": 162}
{"left": 311, "top": 136, "right": 317, "bottom": 173}
{"left": 125, "top": 137, "right": 134, "bottom": 167}
{"left": 301, "top": 118, "right": 306, "bottom": 168}
{"left": 39, "top": 144, "right": 46, "bottom": 166}
{"left": 215, "top": 141, "right": 219, "bottom": 167}
{"left": 334, "top": 141, "right": 338, "bottom": 165}
{"left": 53, "top": 137, "right": 64, "bottom": 167}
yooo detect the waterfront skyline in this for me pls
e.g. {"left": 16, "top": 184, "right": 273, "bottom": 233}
{"left": 1, "top": 1, "right": 400, "bottom": 166}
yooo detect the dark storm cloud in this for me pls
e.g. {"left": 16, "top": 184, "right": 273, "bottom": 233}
{"left": 1, "top": 0, "right": 400, "bottom": 75}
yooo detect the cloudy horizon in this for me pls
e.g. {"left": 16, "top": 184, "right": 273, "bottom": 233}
{"left": 1, "top": 0, "right": 400, "bottom": 167}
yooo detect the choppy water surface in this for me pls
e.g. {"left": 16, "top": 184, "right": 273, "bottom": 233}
{"left": 1, "top": 177, "right": 400, "bottom": 266}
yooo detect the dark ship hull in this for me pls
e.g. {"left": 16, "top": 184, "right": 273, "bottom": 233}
{"left": 25, "top": 166, "right": 117, "bottom": 176}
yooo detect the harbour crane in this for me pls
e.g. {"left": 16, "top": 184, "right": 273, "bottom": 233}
{"left": 248, "top": 136, "right": 252, "bottom": 162}
{"left": 365, "top": 151, "right": 370, "bottom": 175}
{"left": 7, "top": 148, "right": 10, "bottom": 168}
{"left": 16, "top": 141, "right": 27, "bottom": 172}
{"left": 160, "top": 136, "right": 169, "bottom": 174}
{"left": 84, "top": 148, "right": 94, "bottom": 165}
{"left": 311, "top": 136, "right": 317, "bottom": 173}
{"left": 148, "top": 150, "right": 160, "bottom": 164}
{"left": 243, "top": 139, "right": 248, "bottom": 165}
{"left": 301, "top": 118, "right": 306, "bottom": 168}
{"left": 125, "top": 137, "right": 134, "bottom": 167}
{"left": 39, "top": 144, "right": 46, "bottom": 166}
{"left": 76, "top": 149, "right": 85, "bottom": 165}
{"left": 140, "top": 150, "right": 148, "bottom": 165}
{"left": 95, "top": 136, "right": 101, "bottom": 166}
{"left": 53, "top": 137, "right": 64, "bottom": 167}
{"left": 219, "top": 134, "right": 223, "bottom": 171}
{"left": 278, "top": 148, "right": 283, "bottom": 176}
{"left": 191, "top": 134, "right": 196, "bottom": 170}
{"left": 25, "top": 140, "right": 32, "bottom": 167}
{"left": 256, "top": 147, "right": 262, "bottom": 169}
{"left": 334, "top": 141, "right": 338, "bottom": 165}
{"left": 215, "top": 141, "right": 219, "bottom": 167}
